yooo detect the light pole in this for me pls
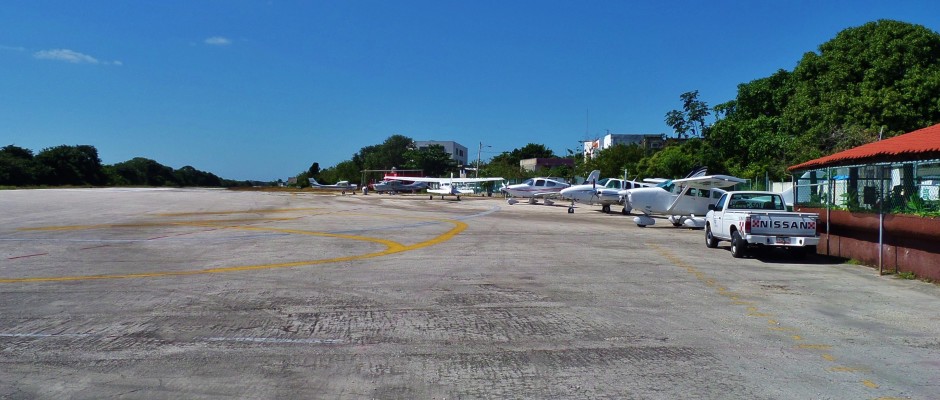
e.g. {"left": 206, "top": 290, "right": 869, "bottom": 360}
{"left": 476, "top": 141, "right": 492, "bottom": 178}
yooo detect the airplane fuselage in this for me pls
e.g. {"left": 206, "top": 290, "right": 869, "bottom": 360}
{"left": 502, "top": 178, "right": 569, "bottom": 199}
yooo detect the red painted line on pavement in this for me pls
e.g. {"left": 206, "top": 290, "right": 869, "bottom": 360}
{"left": 7, "top": 253, "right": 49, "bottom": 260}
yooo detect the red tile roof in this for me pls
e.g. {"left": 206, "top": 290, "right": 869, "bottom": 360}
{"left": 788, "top": 123, "right": 940, "bottom": 171}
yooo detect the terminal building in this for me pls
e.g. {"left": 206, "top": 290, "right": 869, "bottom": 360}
{"left": 413, "top": 140, "right": 468, "bottom": 166}
{"left": 582, "top": 133, "right": 666, "bottom": 159}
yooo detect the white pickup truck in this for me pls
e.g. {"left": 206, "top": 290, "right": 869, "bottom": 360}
{"left": 704, "top": 191, "right": 820, "bottom": 258}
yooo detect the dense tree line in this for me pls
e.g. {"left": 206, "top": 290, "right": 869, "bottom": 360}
{"left": 568, "top": 20, "right": 940, "bottom": 184}
{"left": 705, "top": 20, "right": 940, "bottom": 180}
{"left": 297, "top": 135, "right": 461, "bottom": 187}
{"left": 0, "top": 144, "right": 248, "bottom": 187}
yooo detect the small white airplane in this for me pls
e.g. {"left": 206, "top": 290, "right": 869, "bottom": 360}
{"left": 308, "top": 178, "right": 359, "bottom": 194}
{"left": 382, "top": 174, "right": 504, "bottom": 200}
{"left": 620, "top": 168, "right": 746, "bottom": 228}
{"left": 371, "top": 179, "right": 428, "bottom": 194}
{"left": 502, "top": 176, "right": 571, "bottom": 205}
{"left": 558, "top": 170, "right": 652, "bottom": 214}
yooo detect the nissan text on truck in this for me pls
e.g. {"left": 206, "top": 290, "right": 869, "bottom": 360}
{"left": 704, "top": 191, "right": 820, "bottom": 258}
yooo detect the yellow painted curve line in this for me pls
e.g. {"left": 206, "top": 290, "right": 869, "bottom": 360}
{"left": 2, "top": 216, "right": 468, "bottom": 283}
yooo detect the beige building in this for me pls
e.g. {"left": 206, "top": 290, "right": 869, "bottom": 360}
{"left": 583, "top": 133, "right": 665, "bottom": 159}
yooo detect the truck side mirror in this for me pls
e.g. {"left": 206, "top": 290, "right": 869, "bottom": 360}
{"left": 708, "top": 204, "right": 716, "bottom": 211}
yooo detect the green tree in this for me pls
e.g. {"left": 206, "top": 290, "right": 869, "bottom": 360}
{"left": 403, "top": 144, "right": 456, "bottom": 177}
{"left": 174, "top": 166, "right": 222, "bottom": 187}
{"left": 635, "top": 140, "right": 701, "bottom": 179}
{"left": 35, "top": 145, "right": 107, "bottom": 186}
{"left": 706, "top": 20, "right": 940, "bottom": 180}
{"left": 318, "top": 160, "right": 361, "bottom": 186}
{"left": 107, "top": 157, "right": 177, "bottom": 186}
{"left": 486, "top": 143, "right": 556, "bottom": 180}
{"left": 354, "top": 134, "right": 414, "bottom": 170}
{"left": 0, "top": 145, "right": 45, "bottom": 186}
{"left": 665, "top": 90, "right": 710, "bottom": 139}
{"left": 583, "top": 144, "right": 648, "bottom": 180}
{"left": 307, "top": 162, "right": 321, "bottom": 180}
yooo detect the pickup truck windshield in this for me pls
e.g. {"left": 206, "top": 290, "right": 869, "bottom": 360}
{"left": 727, "top": 193, "right": 785, "bottom": 210}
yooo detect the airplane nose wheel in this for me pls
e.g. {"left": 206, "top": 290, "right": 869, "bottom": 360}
{"left": 568, "top": 206, "right": 574, "bottom": 214}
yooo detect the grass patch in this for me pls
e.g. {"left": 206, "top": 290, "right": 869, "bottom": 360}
{"left": 896, "top": 271, "right": 917, "bottom": 280}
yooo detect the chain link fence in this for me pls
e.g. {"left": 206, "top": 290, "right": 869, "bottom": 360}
{"left": 792, "top": 160, "right": 940, "bottom": 216}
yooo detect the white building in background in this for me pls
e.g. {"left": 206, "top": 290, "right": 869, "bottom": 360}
{"left": 413, "top": 140, "right": 469, "bottom": 166}
{"left": 582, "top": 133, "right": 666, "bottom": 159}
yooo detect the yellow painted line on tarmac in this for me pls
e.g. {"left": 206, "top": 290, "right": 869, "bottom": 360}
{"left": 1, "top": 211, "right": 468, "bottom": 283}
{"left": 797, "top": 344, "right": 833, "bottom": 350}
{"left": 155, "top": 207, "right": 321, "bottom": 217}
{"left": 829, "top": 366, "right": 872, "bottom": 373}
{"left": 17, "top": 217, "right": 301, "bottom": 232}
{"left": 647, "top": 243, "right": 890, "bottom": 396}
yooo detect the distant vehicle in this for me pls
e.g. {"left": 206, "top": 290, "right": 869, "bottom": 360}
{"left": 705, "top": 191, "right": 820, "bottom": 258}
{"left": 502, "top": 176, "right": 571, "bottom": 206}
{"left": 371, "top": 179, "right": 427, "bottom": 194}
{"left": 308, "top": 178, "right": 358, "bottom": 194}
{"left": 383, "top": 174, "right": 504, "bottom": 200}
{"left": 620, "top": 167, "right": 745, "bottom": 228}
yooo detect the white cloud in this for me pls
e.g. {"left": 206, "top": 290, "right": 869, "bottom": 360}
{"left": 1, "top": 44, "right": 26, "bottom": 52}
{"left": 204, "top": 36, "right": 231, "bottom": 46}
{"left": 34, "top": 49, "right": 100, "bottom": 64}
{"left": 32, "top": 48, "right": 122, "bottom": 66}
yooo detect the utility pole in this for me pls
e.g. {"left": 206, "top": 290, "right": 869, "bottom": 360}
{"left": 476, "top": 141, "right": 491, "bottom": 178}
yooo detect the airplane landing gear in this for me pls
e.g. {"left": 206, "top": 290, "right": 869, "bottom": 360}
{"left": 602, "top": 204, "right": 611, "bottom": 213}
{"left": 568, "top": 206, "right": 574, "bottom": 214}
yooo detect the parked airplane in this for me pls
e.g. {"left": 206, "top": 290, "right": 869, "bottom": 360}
{"left": 558, "top": 170, "right": 652, "bottom": 214}
{"left": 620, "top": 168, "right": 746, "bottom": 228}
{"left": 371, "top": 179, "right": 427, "bottom": 194}
{"left": 502, "top": 176, "right": 571, "bottom": 205}
{"left": 308, "top": 178, "right": 359, "bottom": 194}
{"left": 383, "top": 174, "right": 504, "bottom": 200}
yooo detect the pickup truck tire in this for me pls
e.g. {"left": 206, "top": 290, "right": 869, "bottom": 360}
{"left": 705, "top": 225, "right": 719, "bottom": 248}
{"left": 730, "top": 231, "right": 747, "bottom": 258}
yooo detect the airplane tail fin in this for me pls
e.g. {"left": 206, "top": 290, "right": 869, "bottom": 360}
{"left": 308, "top": 178, "right": 320, "bottom": 186}
{"left": 586, "top": 170, "right": 600, "bottom": 186}
{"left": 685, "top": 166, "right": 708, "bottom": 178}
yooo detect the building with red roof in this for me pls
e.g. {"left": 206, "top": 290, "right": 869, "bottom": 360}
{"left": 789, "top": 123, "right": 940, "bottom": 171}
{"left": 788, "top": 123, "right": 940, "bottom": 281}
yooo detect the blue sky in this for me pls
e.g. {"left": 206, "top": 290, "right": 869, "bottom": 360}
{"left": 3, "top": 1, "right": 940, "bottom": 181}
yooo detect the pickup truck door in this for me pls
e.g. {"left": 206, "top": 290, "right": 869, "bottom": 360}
{"left": 710, "top": 193, "right": 728, "bottom": 236}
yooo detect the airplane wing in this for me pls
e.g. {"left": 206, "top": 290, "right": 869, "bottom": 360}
{"left": 671, "top": 174, "right": 745, "bottom": 189}
{"left": 383, "top": 175, "right": 503, "bottom": 183}
{"left": 531, "top": 191, "right": 563, "bottom": 199}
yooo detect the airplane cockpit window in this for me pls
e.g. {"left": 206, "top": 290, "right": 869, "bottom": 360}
{"left": 546, "top": 181, "right": 556, "bottom": 187}
{"left": 535, "top": 180, "right": 546, "bottom": 187}
{"left": 657, "top": 180, "right": 674, "bottom": 192}
{"left": 686, "top": 188, "right": 698, "bottom": 197}
{"left": 522, "top": 179, "right": 534, "bottom": 186}
{"left": 597, "top": 178, "right": 609, "bottom": 186}
{"left": 609, "top": 180, "right": 622, "bottom": 189}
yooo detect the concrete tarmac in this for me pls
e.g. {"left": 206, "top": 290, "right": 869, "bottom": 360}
{"left": 1, "top": 188, "right": 938, "bottom": 399}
